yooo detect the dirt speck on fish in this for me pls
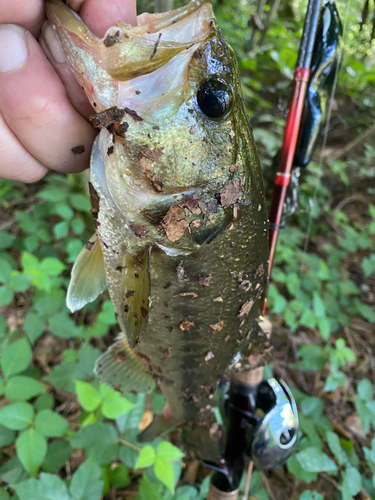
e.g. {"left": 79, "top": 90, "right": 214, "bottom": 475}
{"left": 47, "top": 0, "right": 268, "bottom": 461}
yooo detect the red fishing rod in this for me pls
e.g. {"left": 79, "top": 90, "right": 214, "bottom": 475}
{"left": 263, "top": 0, "right": 322, "bottom": 315}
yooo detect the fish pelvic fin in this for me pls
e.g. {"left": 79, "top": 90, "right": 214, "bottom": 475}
{"left": 119, "top": 247, "right": 151, "bottom": 348}
{"left": 94, "top": 332, "right": 156, "bottom": 394}
{"left": 66, "top": 233, "right": 107, "bottom": 312}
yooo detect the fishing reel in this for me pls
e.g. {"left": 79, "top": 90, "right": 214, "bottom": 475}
{"left": 217, "top": 377, "right": 299, "bottom": 471}
{"left": 250, "top": 378, "right": 298, "bottom": 470}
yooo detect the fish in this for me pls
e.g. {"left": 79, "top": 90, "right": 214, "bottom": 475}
{"left": 47, "top": 0, "right": 269, "bottom": 461}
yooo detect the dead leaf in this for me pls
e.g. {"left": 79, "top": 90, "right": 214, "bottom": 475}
{"left": 217, "top": 179, "right": 243, "bottom": 208}
{"left": 180, "top": 320, "right": 194, "bottom": 331}
{"left": 129, "top": 224, "right": 149, "bottom": 238}
{"left": 198, "top": 275, "right": 212, "bottom": 287}
{"left": 175, "top": 292, "right": 198, "bottom": 298}
{"left": 238, "top": 299, "right": 254, "bottom": 320}
{"left": 210, "top": 320, "right": 225, "bottom": 331}
{"left": 162, "top": 206, "right": 189, "bottom": 242}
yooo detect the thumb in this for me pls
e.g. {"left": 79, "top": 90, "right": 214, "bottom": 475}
{"left": 80, "top": 0, "right": 138, "bottom": 37}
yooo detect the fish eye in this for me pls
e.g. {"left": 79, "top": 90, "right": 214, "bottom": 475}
{"left": 197, "top": 79, "right": 232, "bottom": 119}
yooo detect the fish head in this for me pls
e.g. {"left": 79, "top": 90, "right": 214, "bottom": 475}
{"left": 47, "top": 0, "right": 258, "bottom": 252}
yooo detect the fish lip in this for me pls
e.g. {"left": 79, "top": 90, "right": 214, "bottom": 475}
{"left": 47, "top": 0, "right": 213, "bottom": 41}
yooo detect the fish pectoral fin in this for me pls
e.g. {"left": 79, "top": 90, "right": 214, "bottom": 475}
{"left": 94, "top": 332, "right": 156, "bottom": 394}
{"left": 137, "top": 412, "right": 183, "bottom": 443}
{"left": 120, "top": 248, "right": 151, "bottom": 348}
{"left": 66, "top": 233, "right": 107, "bottom": 312}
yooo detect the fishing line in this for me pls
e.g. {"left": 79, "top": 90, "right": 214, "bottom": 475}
{"left": 302, "top": 0, "right": 352, "bottom": 252}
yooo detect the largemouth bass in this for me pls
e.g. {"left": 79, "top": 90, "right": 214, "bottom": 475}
{"left": 47, "top": 0, "right": 269, "bottom": 460}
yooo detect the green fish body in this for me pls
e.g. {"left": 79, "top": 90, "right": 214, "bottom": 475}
{"left": 47, "top": 0, "right": 269, "bottom": 460}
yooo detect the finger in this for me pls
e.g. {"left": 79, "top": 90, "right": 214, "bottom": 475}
{"left": 78, "top": 0, "right": 138, "bottom": 37}
{"left": 39, "top": 22, "right": 93, "bottom": 120}
{"left": 0, "top": 24, "right": 97, "bottom": 174}
{"left": 0, "top": 0, "right": 44, "bottom": 37}
{"left": 0, "top": 113, "right": 48, "bottom": 183}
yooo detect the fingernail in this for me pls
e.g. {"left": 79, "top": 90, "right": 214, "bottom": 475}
{"left": 42, "top": 22, "right": 67, "bottom": 64}
{"left": 0, "top": 25, "right": 28, "bottom": 73}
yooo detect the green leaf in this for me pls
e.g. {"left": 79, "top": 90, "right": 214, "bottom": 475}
{"left": 157, "top": 441, "right": 184, "bottom": 461}
{"left": 0, "top": 424, "right": 15, "bottom": 447}
{"left": 0, "top": 257, "right": 13, "bottom": 282}
{"left": 299, "top": 492, "right": 323, "bottom": 500}
{"left": 317, "top": 316, "right": 331, "bottom": 340}
{"left": 0, "top": 314, "right": 6, "bottom": 337}
{"left": 13, "top": 473, "right": 71, "bottom": 500}
{"left": 53, "top": 221, "right": 69, "bottom": 240}
{"left": 38, "top": 188, "right": 68, "bottom": 202}
{"left": 9, "top": 273, "right": 31, "bottom": 292}
{"left": 70, "top": 194, "right": 91, "bottom": 212}
{"left": 48, "top": 312, "right": 82, "bottom": 338}
{"left": 341, "top": 473, "right": 352, "bottom": 500}
{"left": 100, "top": 384, "right": 134, "bottom": 419}
{"left": 326, "top": 432, "right": 347, "bottom": 466}
{"left": 0, "top": 456, "right": 29, "bottom": 484}
{"left": 0, "top": 232, "right": 15, "bottom": 250}
{"left": 356, "top": 398, "right": 373, "bottom": 435}
{"left": 345, "top": 465, "right": 362, "bottom": 496}
{"left": 1, "top": 337, "right": 32, "bottom": 377}
{"left": 45, "top": 361, "right": 80, "bottom": 393}
{"left": 358, "top": 379, "right": 374, "bottom": 401}
{"left": 312, "top": 292, "right": 325, "bottom": 318}
{"left": 0, "top": 488, "right": 10, "bottom": 500}
{"left": 42, "top": 440, "right": 73, "bottom": 473}
{"left": 54, "top": 203, "right": 74, "bottom": 220}
{"left": 34, "top": 392, "right": 54, "bottom": 411}
{"left": 35, "top": 409, "right": 68, "bottom": 437}
{"left": 135, "top": 445, "right": 156, "bottom": 469}
{"left": 300, "top": 309, "right": 316, "bottom": 329}
{"left": 324, "top": 373, "right": 346, "bottom": 392}
{"left": 0, "top": 286, "right": 13, "bottom": 307}
{"left": 24, "top": 312, "right": 45, "bottom": 344}
{"left": 16, "top": 428, "right": 48, "bottom": 477}
{"left": 295, "top": 447, "right": 338, "bottom": 473}
{"left": 70, "top": 423, "right": 119, "bottom": 464}
{"left": 21, "top": 252, "right": 40, "bottom": 272}
{"left": 70, "top": 459, "right": 104, "bottom": 500}
{"left": 116, "top": 393, "right": 145, "bottom": 432}
{"left": 110, "top": 465, "right": 130, "bottom": 488}
{"left": 154, "top": 456, "right": 176, "bottom": 494}
{"left": 138, "top": 476, "right": 164, "bottom": 500}
{"left": 76, "top": 344, "right": 101, "bottom": 379}
{"left": 40, "top": 258, "right": 65, "bottom": 276}
{"left": 5, "top": 376, "right": 45, "bottom": 401}
{"left": 300, "top": 397, "right": 324, "bottom": 418}
{"left": 272, "top": 293, "right": 287, "bottom": 314}
{"left": 294, "top": 345, "right": 328, "bottom": 371}
{"left": 75, "top": 381, "right": 101, "bottom": 413}
{"left": 0, "top": 402, "right": 34, "bottom": 430}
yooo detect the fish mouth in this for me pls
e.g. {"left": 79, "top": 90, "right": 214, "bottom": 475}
{"left": 47, "top": 0, "right": 213, "bottom": 81}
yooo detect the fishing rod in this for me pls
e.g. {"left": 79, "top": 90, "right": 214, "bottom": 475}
{"left": 264, "top": 0, "right": 343, "bottom": 314}
{"left": 207, "top": 0, "right": 344, "bottom": 497}
{"left": 262, "top": 0, "right": 322, "bottom": 315}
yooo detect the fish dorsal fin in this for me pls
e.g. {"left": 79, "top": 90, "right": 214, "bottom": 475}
{"left": 119, "top": 248, "right": 151, "bottom": 348}
{"left": 66, "top": 233, "right": 107, "bottom": 312}
{"left": 94, "top": 332, "right": 155, "bottom": 394}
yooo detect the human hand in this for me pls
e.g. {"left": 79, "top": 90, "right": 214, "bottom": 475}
{"left": 0, "top": 0, "right": 137, "bottom": 182}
